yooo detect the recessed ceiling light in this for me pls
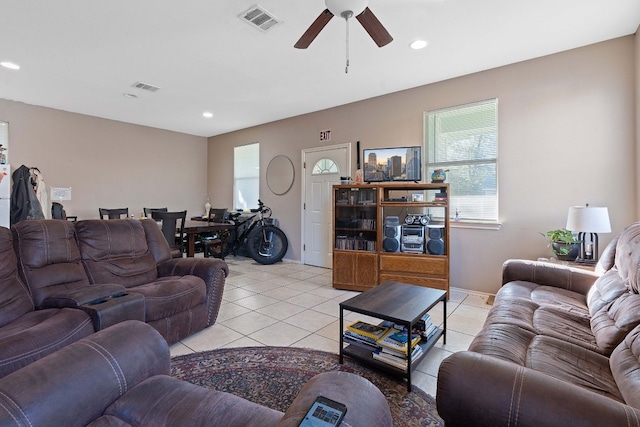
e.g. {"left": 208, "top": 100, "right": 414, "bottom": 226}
{"left": 0, "top": 61, "right": 21, "bottom": 70}
{"left": 409, "top": 40, "right": 428, "bottom": 50}
{"left": 122, "top": 93, "right": 138, "bottom": 99}
{"left": 202, "top": 112, "right": 213, "bottom": 118}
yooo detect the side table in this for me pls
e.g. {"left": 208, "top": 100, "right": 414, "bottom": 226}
{"left": 339, "top": 281, "right": 447, "bottom": 392}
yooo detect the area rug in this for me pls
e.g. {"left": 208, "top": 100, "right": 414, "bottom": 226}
{"left": 171, "top": 346, "right": 444, "bottom": 427}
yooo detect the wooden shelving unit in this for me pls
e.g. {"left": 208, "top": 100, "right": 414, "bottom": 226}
{"left": 332, "top": 183, "right": 450, "bottom": 296}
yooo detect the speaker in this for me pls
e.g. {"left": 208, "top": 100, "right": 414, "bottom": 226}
{"left": 383, "top": 216, "right": 401, "bottom": 252}
{"left": 426, "top": 225, "right": 445, "bottom": 255}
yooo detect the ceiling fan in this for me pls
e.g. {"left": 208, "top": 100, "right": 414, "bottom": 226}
{"left": 294, "top": 0, "right": 393, "bottom": 49}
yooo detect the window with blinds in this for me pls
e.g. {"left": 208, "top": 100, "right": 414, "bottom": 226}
{"left": 234, "top": 142, "right": 260, "bottom": 211}
{"left": 425, "top": 99, "right": 498, "bottom": 223}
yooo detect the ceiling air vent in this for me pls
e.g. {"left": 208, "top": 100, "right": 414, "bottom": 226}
{"left": 239, "top": 5, "right": 280, "bottom": 32}
{"left": 131, "top": 81, "right": 161, "bottom": 93}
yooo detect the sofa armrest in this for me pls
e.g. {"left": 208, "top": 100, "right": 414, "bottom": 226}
{"left": 278, "top": 371, "right": 393, "bottom": 427}
{"left": 0, "top": 320, "right": 169, "bottom": 427}
{"left": 157, "top": 257, "right": 229, "bottom": 325}
{"left": 502, "top": 259, "right": 598, "bottom": 295}
{"left": 40, "top": 283, "right": 128, "bottom": 307}
{"left": 437, "top": 351, "right": 640, "bottom": 427}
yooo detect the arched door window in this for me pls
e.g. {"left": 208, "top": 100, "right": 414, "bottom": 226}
{"left": 312, "top": 158, "right": 339, "bottom": 175}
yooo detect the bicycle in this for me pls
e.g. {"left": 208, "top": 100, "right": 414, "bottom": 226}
{"left": 206, "top": 199, "right": 288, "bottom": 265}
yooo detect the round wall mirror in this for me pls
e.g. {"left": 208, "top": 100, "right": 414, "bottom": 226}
{"left": 266, "top": 155, "right": 295, "bottom": 195}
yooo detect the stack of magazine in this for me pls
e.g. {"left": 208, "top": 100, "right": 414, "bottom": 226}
{"left": 344, "top": 320, "right": 431, "bottom": 372}
{"left": 420, "top": 313, "right": 439, "bottom": 342}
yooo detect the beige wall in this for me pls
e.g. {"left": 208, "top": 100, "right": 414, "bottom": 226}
{"left": 208, "top": 35, "right": 637, "bottom": 295}
{"left": 636, "top": 25, "right": 640, "bottom": 215}
{"left": 0, "top": 100, "right": 208, "bottom": 220}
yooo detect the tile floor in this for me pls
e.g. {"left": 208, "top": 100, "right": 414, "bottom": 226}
{"left": 170, "top": 256, "right": 492, "bottom": 397}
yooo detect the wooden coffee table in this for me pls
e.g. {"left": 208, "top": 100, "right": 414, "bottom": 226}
{"left": 339, "top": 281, "right": 447, "bottom": 392}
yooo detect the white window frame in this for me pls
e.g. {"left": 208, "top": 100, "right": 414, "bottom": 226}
{"left": 234, "top": 142, "right": 260, "bottom": 211}
{"left": 425, "top": 99, "right": 498, "bottom": 224}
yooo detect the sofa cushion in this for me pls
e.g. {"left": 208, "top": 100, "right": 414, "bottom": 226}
{"left": 129, "top": 276, "right": 206, "bottom": 322}
{"left": 471, "top": 325, "right": 623, "bottom": 402}
{"left": 591, "top": 293, "right": 640, "bottom": 355}
{"left": 610, "top": 324, "right": 640, "bottom": 408}
{"left": 527, "top": 335, "right": 623, "bottom": 402}
{"left": 496, "top": 280, "right": 590, "bottom": 316}
{"left": 587, "top": 268, "right": 629, "bottom": 316}
{"left": 12, "top": 220, "right": 91, "bottom": 306}
{"left": 0, "top": 227, "right": 33, "bottom": 328}
{"left": 486, "top": 281, "right": 598, "bottom": 351}
{"left": 613, "top": 222, "right": 640, "bottom": 293}
{"left": 469, "top": 323, "right": 538, "bottom": 365}
{"left": 0, "top": 308, "right": 93, "bottom": 377}
{"left": 76, "top": 220, "right": 158, "bottom": 288}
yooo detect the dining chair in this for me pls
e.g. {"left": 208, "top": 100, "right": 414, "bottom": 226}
{"left": 152, "top": 210, "right": 187, "bottom": 258}
{"left": 143, "top": 207, "right": 168, "bottom": 218}
{"left": 99, "top": 208, "right": 129, "bottom": 219}
{"left": 207, "top": 208, "right": 228, "bottom": 223}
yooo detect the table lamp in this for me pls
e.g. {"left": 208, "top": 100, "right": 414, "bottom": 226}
{"left": 565, "top": 204, "right": 611, "bottom": 263}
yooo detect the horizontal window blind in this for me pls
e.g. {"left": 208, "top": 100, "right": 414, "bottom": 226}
{"left": 234, "top": 143, "right": 259, "bottom": 210}
{"left": 426, "top": 99, "right": 498, "bottom": 222}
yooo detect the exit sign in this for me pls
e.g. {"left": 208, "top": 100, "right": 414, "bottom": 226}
{"left": 319, "top": 129, "right": 331, "bottom": 142}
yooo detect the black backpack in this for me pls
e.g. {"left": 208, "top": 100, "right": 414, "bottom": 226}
{"left": 51, "top": 202, "right": 65, "bottom": 220}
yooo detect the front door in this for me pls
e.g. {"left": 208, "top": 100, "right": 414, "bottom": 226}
{"left": 301, "top": 144, "right": 351, "bottom": 268}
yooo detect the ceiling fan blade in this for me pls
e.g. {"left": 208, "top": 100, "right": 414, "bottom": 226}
{"left": 294, "top": 9, "right": 334, "bottom": 49}
{"left": 356, "top": 7, "right": 393, "bottom": 47}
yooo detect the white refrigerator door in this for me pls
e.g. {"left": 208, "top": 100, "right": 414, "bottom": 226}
{"left": 0, "top": 164, "right": 10, "bottom": 198}
{"left": 0, "top": 198, "right": 9, "bottom": 228}
{"left": 0, "top": 165, "right": 10, "bottom": 228}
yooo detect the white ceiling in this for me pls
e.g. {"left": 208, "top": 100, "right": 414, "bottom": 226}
{"left": 1, "top": 0, "right": 638, "bottom": 137}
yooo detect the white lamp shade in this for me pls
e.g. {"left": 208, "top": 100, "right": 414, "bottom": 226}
{"left": 566, "top": 206, "right": 611, "bottom": 233}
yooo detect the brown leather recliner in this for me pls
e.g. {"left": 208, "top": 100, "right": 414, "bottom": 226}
{"left": 0, "top": 226, "right": 94, "bottom": 378}
{"left": 75, "top": 219, "right": 228, "bottom": 343}
{"left": 0, "top": 320, "right": 393, "bottom": 427}
{"left": 76, "top": 219, "right": 228, "bottom": 343}
{"left": 12, "top": 219, "right": 228, "bottom": 345}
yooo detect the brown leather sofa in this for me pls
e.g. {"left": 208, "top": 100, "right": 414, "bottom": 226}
{"left": 437, "top": 222, "right": 640, "bottom": 426}
{"left": 0, "top": 320, "right": 393, "bottom": 427}
{"left": 1, "top": 219, "right": 227, "bottom": 378}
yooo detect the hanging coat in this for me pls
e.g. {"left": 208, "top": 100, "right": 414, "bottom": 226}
{"left": 10, "top": 165, "right": 44, "bottom": 226}
{"left": 31, "top": 168, "right": 50, "bottom": 219}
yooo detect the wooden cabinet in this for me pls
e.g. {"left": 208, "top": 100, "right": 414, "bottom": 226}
{"left": 333, "top": 186, "right": 378, "bottom": 291}
{"left": 333, "top": 183, "right": 450, "bottom": 297}
{"left": 333, "top": 251, "right": 378, "bottom": 290}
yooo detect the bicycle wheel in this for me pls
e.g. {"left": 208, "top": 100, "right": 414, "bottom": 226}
{"left": 246, "top": 225, "right": 288, "bottom": 265}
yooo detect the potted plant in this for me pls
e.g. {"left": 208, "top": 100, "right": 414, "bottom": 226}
{"left": 541, "top": 229, "right": 581, "bottom": 261}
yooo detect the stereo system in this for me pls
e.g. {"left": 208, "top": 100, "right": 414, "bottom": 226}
{"left": 404, "top": 214, "right": 430, "bottom": 226}
{"left": 383, "top": 216, "right": 445, "bottom": 254}
{"left": 401, "top": 225, "right": 425, "bottom": 253}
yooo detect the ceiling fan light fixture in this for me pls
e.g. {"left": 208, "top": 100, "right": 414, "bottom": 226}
{"left": 202, "top": 112, "right": 214, "bottom": 118}
{"left": 325, "top": 0, "right": 368, "bottom": 18}
{"left": 0, "top": 61, "right": 21, "bottom": 70}
{"left": 410, "top": 40, "right": 428, "bottom": 50}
